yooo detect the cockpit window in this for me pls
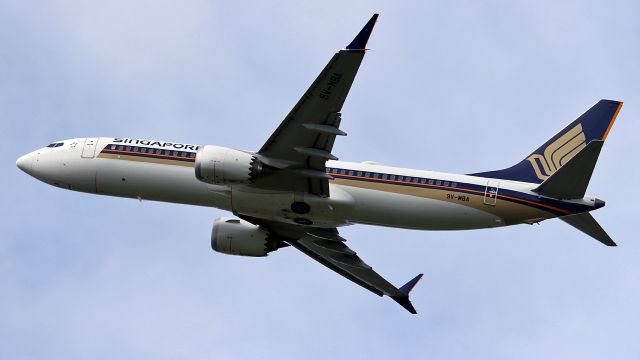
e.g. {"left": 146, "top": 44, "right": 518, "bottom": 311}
{"left": 46, "top": 142, "right": 64, "bottom": 148}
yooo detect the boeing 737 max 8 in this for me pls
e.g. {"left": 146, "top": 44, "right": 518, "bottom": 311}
{"left": 16, "top": 14, "right": 623, "bottom": 313}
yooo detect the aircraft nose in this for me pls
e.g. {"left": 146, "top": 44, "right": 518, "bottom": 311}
{"left": 16, "top": 154, "right": 33, "bottom": 174}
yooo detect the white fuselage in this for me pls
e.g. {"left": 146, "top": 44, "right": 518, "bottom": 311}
{"left": 16, "top": 137, "right": 598, "bottom": 231}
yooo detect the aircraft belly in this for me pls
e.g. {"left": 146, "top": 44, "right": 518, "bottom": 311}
{"left": 230, "top": 185, "right": 354, "bottom": 228}
{"left": 94, "top": 158, "right": 232, "bottom": 210}
{"left": 336, "top": 183, "right": 504, "bottom": 230}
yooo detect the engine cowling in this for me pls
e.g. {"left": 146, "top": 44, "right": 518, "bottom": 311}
{"left": 195, "top": 145, "right": 262, "bottom": 185}
{"left": 211, "top": 217, "right": 280, "bottom": 257}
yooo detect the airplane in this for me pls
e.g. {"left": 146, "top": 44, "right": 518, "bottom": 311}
{"left": 16, "top": 14, "right": 623, "bottom": 314}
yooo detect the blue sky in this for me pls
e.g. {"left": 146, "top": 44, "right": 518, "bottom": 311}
{"left": 2, "top": 1, "right": 639, "bottom": 359}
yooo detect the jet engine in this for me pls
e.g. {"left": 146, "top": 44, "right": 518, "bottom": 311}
{"left": 211, "top": 217, "right": 284, "bottom": 257}
{"left": 195, "top": 145, "right": 262, "bottom": 185}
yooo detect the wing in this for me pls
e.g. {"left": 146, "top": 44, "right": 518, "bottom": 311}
{"left": 239, "top": 215, "right": 423, "bottom": 314}
{"left": 253, "top": 14, "right": 379, "bottom": 197}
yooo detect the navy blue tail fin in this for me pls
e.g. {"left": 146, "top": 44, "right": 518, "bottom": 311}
{"left": 470, "top": 100, "right": 623, "bottom": 184}
{"left": 390, "top": 274, "right": 423, "bottom": 314}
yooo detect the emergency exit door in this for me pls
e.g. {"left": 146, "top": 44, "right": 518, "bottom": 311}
{"left": 483, "top": 180, "right": 500, "bottom": 206}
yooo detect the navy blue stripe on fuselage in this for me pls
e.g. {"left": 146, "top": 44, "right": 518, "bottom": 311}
{"left": 100, "top": 144, "right": 196, "bottom": 163}
{"left": 326, "top": 167, "right": 591, "bottom": 216}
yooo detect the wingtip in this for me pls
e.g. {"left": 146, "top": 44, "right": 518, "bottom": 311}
{"left": 399, "top": 273, "right": 424, "bottom": 295}
{"left": 391, "top": 295, "right": 418, "bottom": 314}
{"left": 391, "top": 273, "right": 424, "bottom": 314}
{"left": 345, "top": 13, "right": 379, "bottom": 51}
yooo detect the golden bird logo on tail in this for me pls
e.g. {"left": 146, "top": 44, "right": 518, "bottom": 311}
{"left": 526, "top": 123, "right": 587, "bottom": 181}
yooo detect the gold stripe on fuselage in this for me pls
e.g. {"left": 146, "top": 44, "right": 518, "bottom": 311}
{"left": 331, "top": 177, "right": 555, "bottom": 225}
{"left": 99, "top": 151, "right": 555, "bottom": 224}
{"left": 97, "top": 153, "right": 195, "bottom": 167}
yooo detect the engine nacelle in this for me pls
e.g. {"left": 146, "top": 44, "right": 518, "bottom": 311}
{"left": 195, "top": 145, "right": 262, "bottom": 185}
{"left": 211, "top": 217, "right": 280, "bottom": 257}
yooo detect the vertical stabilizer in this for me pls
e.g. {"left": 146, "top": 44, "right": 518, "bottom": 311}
{"left": 533, "top": 140, "right": 603, "bottom": 199}
{"left": 471, "top": 100, "right": 622, "bottom": 184}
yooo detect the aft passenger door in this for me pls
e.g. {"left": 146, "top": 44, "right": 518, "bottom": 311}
{"left": 483, "top": 180, "right": 500, "bottom": 206}
{"left": 81, "top": 138, "right": 98, "bottom": 158}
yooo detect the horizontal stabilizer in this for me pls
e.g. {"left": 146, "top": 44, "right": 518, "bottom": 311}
{"left": 560, "top": 212, "right": 616, "bottom": 246}
{"left": 533, "top": 140, "right": 603, "bottom": 199}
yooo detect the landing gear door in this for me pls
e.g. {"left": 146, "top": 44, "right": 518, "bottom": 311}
{"left": 483, "top": 180, "right": 500, "bottom": 206}
{"left": 81, "top": 138, "right": 98, "bottom": 158}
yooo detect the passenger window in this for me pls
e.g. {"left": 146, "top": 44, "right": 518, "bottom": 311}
{"left": 413, "top": 177, "right": 419, "bottom": 183}
{"left": 428, "top": 179, "right": 434, "bottom": 185}
{"left": 117, "top": 145, "right": 124, "bottom": 150}
{"left": 133, "top": 147, "right": 139, "bottom": 152}
{"left": 172, "top": 151, "right": 178, "bottom": 156}
{"left": 444, "top": 181, "right": 450, "bottom": 186}
{"left": 357, "top": 171, "right": 363, "bottom": 177}
{"left": 164, "top": 150, "right": 170, "bottom": 155}
{"left": 155, "top": 149, "right": 162, "bottom": 154}
{"left": 348, "top": 170, "right": 354, "bottom": 176}
{"left": 390, "top": 175, "right": 396, "bottom": 180}
{"left": 126, "top": 146, "right": 132, "bottom": 151}
{"left": 110, "top": 145, "right": 117, "bottom": 150}
{"left": 436, "top": 180, "right": 442, "bottom": 186}
{"left": 181, "top": 152, "right": 187, "bottom": 157}
{"left": 189, "top": 153, "right": 196, "bottom": 158}
{"left": 382, "top": 174, "right": 388, "bottom": 180}
{"left": 420, "top": 178, "right": 426, "bottom": 184}
{"left": 451, "top": 182, "right": 458, "bottom": 188}
{"left": 365, "top": 172, "right": 371, "bottom": 178}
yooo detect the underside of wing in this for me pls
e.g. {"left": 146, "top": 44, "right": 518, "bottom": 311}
{"left": 252, "top": 14, "right": 379, "bottom": 197}
{"left": 238, "top": 215, "right": 423, "bottom": 314}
